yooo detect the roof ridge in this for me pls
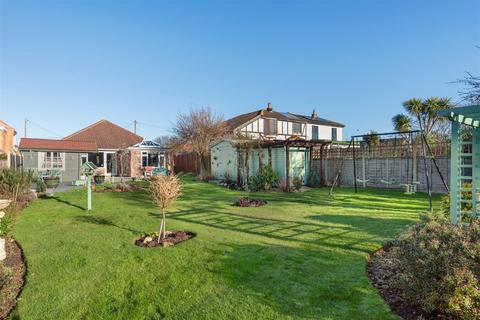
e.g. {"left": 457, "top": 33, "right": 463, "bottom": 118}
{"left": 62, "top": 119, "right": 109, "bottom": 140}
{"left": 63, "top": 119, "right": 143, "bottom": 140}
{"left": 21, "top": 137, "right": 94, "bottom": 142}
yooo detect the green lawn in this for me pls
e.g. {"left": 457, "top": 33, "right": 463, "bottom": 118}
{"left": 12, "top": 177, "right": 440, "bottom": 319}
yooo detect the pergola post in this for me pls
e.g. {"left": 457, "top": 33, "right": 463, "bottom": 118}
{"left": 309, "top": 146, "right": 313, "bottom": 186}
{"left": 450, "top": 121, "right": 461, "bottom": 224}
{"left": 319, "top": 144, "right": 326, "bottom": 187}
{"left": 473, "top": 128, "right": 480, "bottom": 218}
{"left": 236, "top": 148, "right": 242, "bottom": 187}
{"left": 285, "top": 144, "right": 290, "bottom": 192}
{"left": 268, "top": 146, "right": 272, "bottom": 168}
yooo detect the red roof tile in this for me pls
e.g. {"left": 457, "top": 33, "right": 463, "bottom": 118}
{"left": 63, "top": 119, "right": 143, "bottom": 149}
{"left": 19, "top": 138, "right": 97, "bottom": 152}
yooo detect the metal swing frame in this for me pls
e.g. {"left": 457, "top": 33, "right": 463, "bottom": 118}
{"left": 329, "top": 129, "right": 449, "bottom": 212}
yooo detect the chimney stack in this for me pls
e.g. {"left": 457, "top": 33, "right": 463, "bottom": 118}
{"left": 266, "top": 102, "right": 273, "bottom": 112}
{"left": 311, "top": 109, "right": 317, "bottom": 120}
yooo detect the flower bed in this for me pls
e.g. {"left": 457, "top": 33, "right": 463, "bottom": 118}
{"left": 0, "top": 239, "right": 26, "bottom": 319}
{"left": 233, "top": 197, "right": 267, "bottom": 207}
{"left": 135, "top": 231, "right": 196, "bottom": 248}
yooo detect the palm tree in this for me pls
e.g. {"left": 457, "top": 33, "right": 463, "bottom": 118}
{"left": 395, "top": 97, "right": 454, "bottom": 141}
{"left": 363, "top": 130, "right": 380, "bottom": 147}
{"left": 392, "top": 114, "right": 411, "bottom": 132}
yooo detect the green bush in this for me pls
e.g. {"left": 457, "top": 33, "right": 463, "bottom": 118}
{"left": 440, "top": 182, "right": 474, "bottom": 223}
{"left": 249, "top": 166, "right": 279, "bottom": 191}
{"left": 307, "top": 171, "right": 320, "bottom": 187}
{"left": 36, "top": 179, "right": 47, "bottom": 193}
{"left": 0, "top": 213, "right": 12, "bottom": 236}
{"left": 292, "top": 176, "right": 303, "bottom": 191}
{"left": 0, "top": 169, "right": 35, "bottom": 203}
{"left": 384, "top": 214, "right": 480, "bottom": 318}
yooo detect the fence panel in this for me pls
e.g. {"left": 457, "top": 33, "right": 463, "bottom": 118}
{"left": 174, "top": 153, "right": 211, "bottom": 175}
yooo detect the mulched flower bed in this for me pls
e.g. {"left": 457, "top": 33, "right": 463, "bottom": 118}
{"left": 95, "top": 183, "right": 136, "bottom": 193}
{"left": 233, "top": 197, "right": 267, "bottom": 207}
{"left": 0, "top": 238, "right": 26, "bottom": 320}
{"left": 135, "top": 231, "right": 196, "bottom": 248}
{"left": 367, "top": 247, "right": 441, "bottom": 320}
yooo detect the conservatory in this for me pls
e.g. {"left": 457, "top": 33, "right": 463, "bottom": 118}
{"left": 438, "top": 105, "right": 480, "bottom": 224}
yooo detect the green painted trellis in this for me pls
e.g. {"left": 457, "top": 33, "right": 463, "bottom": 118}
{"left": 438, "top": 105, "right": 480, "bottom": 224}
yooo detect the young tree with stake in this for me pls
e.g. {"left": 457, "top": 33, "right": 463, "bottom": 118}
{"left": 149, "top": 174, "right": 181, "bottom": 243}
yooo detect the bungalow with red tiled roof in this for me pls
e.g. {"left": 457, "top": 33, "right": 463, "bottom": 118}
{"left": 19, "top": 120, "right": 168, "bottom": 183}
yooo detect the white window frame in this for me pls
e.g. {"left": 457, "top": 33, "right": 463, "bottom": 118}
{"left": 292, "top": 123, "right": 302, "bottom": 135}
{"left": 141, "top": 151, "right": 148, "bottom": 168}
{"left": 264, "top": 118, "right": 277, "bottom": 135}
{"left": 38, "top": 151, "right": 65, "bottom": 170}
{"left": 331, "top": 127, "right": 338, "bottom": 141}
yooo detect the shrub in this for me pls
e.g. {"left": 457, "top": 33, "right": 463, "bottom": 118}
{"left": 440, "top": 183, "right": 474, "bottom": 223}
{"left": 307, "top": 171, "right": 320, "bottom": 187}
{"left": 0, "top": 169, "right": 35, "bottom": 205}
{"left": 0, "top": 213, "right": 12, "bottom": 236}
{"left": 292, "top": 177, "right": 303, "bottom": 191}
{"left": 383, "top": 213, "right": 480, "bottom": 318}
{"left": 248, "top": 166, "right": 279, "bottom": 191}
{"left": 150, "top": 175, "right": 181, "bottom": 241}
{"left": 36, "top": 179, "right": 47, "bottom": 193}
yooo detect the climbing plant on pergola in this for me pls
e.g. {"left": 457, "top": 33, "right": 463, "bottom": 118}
{"left": 438, "top": 105, "right": 480, "bottom": 224}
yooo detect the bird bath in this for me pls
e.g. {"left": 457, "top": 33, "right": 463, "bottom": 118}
{"left": 0, "top": 199, "right": 12, "bottom": 261}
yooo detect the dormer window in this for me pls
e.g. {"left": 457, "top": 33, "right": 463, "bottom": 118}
{"left": 264, "top": 118, "right": 277, "bottom": 135}
{"left": 292, "top": 123, "right": 302, "bottom": 135}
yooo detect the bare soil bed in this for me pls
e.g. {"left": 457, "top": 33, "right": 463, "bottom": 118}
{"left": 0, "top": 239, "right": 26, "bottom": 320}
{"left": 135, "top": 231, "right": 196, "bottom": 248}
{"left": 233, "top": 197, "right": 267, "bottom": 207}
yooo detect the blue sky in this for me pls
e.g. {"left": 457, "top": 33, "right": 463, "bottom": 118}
{"left": 1, "top": 0, "right": 479, "bottom": 142}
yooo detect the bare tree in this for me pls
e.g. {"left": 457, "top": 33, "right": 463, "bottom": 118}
{"left": 150, "top": 175, "right": 181, "bottom": 242}
{"left": 154, "top": 135, "right": 174, "bottom": 148}
{"left": 116, "top": 145, "right": 131, "bottom": 178}
{"left": 172, "top": 108, "right": 228, "bottom": 180}
{"left": 456, "top": 71, "right": 480, "bottom": 104}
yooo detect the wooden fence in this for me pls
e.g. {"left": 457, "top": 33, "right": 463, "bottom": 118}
{"left": 0, "top": 155, "right": 23, "bottom": 169}
{"left": 315, "top": 141, "right": 451, "bottom": 160}
{"left": 174, "top": 152, "right": 211, "bottom": 176}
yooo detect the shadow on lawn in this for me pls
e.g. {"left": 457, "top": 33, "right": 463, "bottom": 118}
{"left": 166, "top": 208, "right": 411, "bottom": 254}
{"left": 220, "top": 243, "right": 391, "bottom": 319}
{"left": 40, "top": 195, "right": 86, "bottom": 211}
{"left": 74, "top": 215, "right": 142, "bottom": 234}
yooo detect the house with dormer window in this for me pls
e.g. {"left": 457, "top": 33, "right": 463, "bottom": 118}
{"left": 211, "top": 103, "right": 345, "bottom": 187}
{"left": 225, "top": 102, "right": 344, "bottom": 141}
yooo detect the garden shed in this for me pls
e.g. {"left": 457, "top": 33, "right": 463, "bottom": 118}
{"left": 438, "top": 105, "right": 480, "bottom": 223}
{"left": 210, "top": 138, "right": 330, "bottom": 189}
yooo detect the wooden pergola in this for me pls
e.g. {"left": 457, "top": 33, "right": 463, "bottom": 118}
{"left": 438, "top": 105, "right": 480, "bottom": 223}
{"left": 233, "top": 138, "right": 331, "bottom": 191}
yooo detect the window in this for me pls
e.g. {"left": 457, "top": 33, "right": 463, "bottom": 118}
{"left": 141, "top": 151, "right": 160, "bottom": 167}
{"left": 331, "top": 128, "right": 338, "bottom": 141}
{"left": 141, "top": 151, "right": 148, "bottom": 167}
{"left": 159, "top": 154, "right": 165, "bottom": 167}
{"left": 292, "top": 123, "right": 302, "bottom": 135}
{"left": 312, "top": 126, "right": 319, "bottom": 140}
{"left": 38, "top": 151, "right": 64, "bottom": 170}
{"left": 264, "top": 118, "right": 277, "bottom": 135}
{"left": 88, "top": 153, "right": 104, "bottom": 167}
